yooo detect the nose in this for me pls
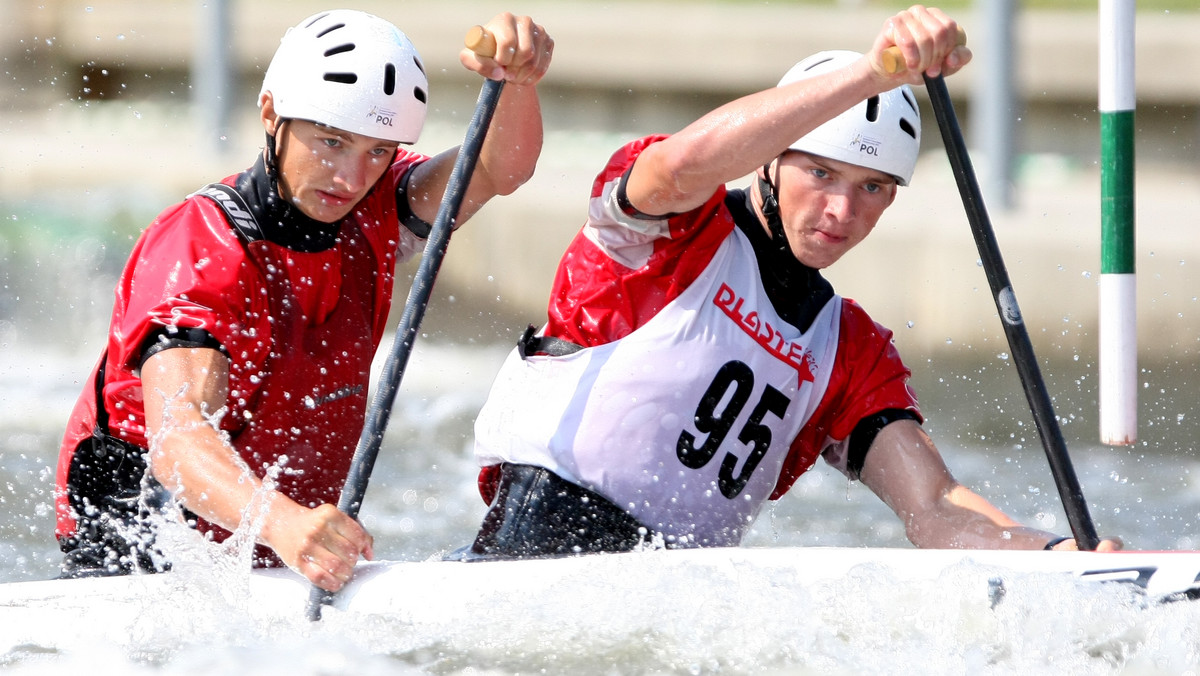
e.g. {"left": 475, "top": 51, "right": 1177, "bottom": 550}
{"left": 332, "top": 153, "right": 370, "bottom": 194}
{"left": 823, "top": 186, "right": 855, "bottom": 222}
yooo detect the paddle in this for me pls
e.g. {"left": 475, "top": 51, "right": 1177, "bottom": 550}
{"left": 305, "top": 26, "right": 504, "bottom": 621}
{"left": 907, "top": 59, "right": 1102, "bottom": 550}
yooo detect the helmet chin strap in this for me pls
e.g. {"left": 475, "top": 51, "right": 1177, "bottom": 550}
{"left": 264, "top": 130, "right": 280, "bottom": 178}
{"left": 264, "top": 118, "right": 288, "bottom": 183}
{"left": 262, "top": 117, "right": 297, "bottom": 214}
{"left": 757, "top": 160, "right": 795, "bottom": 264}
{"left": 261, "top": 118, "right": 307, "bottom": 223}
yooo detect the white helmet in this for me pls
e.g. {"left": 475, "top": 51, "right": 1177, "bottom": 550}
{"left": 260, "top": 10, "right": 429, "bottom": 144}
{"left": 779, "top": 50, "right": 921, "bottom": 185}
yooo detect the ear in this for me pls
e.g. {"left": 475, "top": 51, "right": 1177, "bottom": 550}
{"left": 259, "top": 91, "right": 279, "bottom": 136}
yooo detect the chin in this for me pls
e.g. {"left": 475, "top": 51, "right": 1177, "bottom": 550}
{"left": 317, "top": 209, "right": 350, "bottom": 224}
{"left": 299, "top": 200, "right": 349, "bottom": 224}
{"left": 802, "top": 254, "right": 840, "bottom": 270}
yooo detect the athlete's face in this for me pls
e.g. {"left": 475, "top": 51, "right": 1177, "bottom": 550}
{"left": 260, "top": 95, "right": 398, "bottom": 224}
{"left": 765, "top": 152, "right": 898, "bottom": 269}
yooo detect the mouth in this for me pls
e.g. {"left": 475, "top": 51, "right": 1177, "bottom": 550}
{"left": 316, "top": 190, "right": 355, "bottom": 208}
{"left": 812, "top": 228, "right": 847, "bottom": 245}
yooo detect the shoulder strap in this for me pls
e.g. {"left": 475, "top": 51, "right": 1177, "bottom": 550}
{"left": 192, "top": 183, "right": 263, "bottom": 243}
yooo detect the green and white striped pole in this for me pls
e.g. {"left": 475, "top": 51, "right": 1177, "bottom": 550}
{"left": 1098, "top": 0, "right": 1137, "bottom": 446}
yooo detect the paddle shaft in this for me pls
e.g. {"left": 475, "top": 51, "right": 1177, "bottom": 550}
{"left": 923, "top": 74, "right": 1101, "bottom": 551}
{"left": 306, "top": 32, "right": 504, "bottom": 621}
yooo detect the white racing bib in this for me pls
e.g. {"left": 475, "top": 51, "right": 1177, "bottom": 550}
{"left": 474, "top": 228, "right": 840, "bottom": 546}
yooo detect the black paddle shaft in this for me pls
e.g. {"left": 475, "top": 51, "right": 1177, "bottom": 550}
{"left": 306, "top": 78, "right": 506, "bottom": 621}
{"left": 924, "top": 74, "right": 1100, "bottom": 551}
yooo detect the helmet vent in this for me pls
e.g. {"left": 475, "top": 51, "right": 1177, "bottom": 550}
{"left": 900, "top": 88, "right": 918, "bottom": 113}
{"left": 304, "top": 13, "right": 331, "bottom": 28}
{"left": 804, "top": 56, "right": 835, "bottom": 72}
{"left": 864, "top": 95, "right": 880, "bottom": 122}
{"left": 324, "top": 73, "right": 358, "bottom": 84}
{"left": 316, "top": 22, "right": 346, "bottom": 38}
{"left": 412, "top": 56, "right": 426, "bottom": 76}
{"left": 413, "top": 86, "right": 427, "bottom": 104}
{"left": 383, "top": 64, "right": 396, "bottom": 95}
{"left": 899, "top": 118, "right": 917, "bottom": 140}
{"left": 324, "top": 43, "right": 356, "bottom": 57}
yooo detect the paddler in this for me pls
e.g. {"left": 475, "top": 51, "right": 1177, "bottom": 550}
{"left": 54, "top": 9, "right": 555, "bottom": 591}
{"left": 462, "top": 5, "right": 1121, "bottom": 557}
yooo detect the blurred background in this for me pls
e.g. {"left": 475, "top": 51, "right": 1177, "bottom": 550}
{"left": 1, "top": 1, "right": 1199, "bottom": 579}
{"left": 2, "top": 0, "right": 1197, "bottom": 348}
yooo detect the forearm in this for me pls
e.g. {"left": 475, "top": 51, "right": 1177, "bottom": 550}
{"left": 627, "top": 64, "right": 882, "bottom": 216}
{"left": 628, "top": 5, "right": 971, "bottom": 215}
{"left": 150, "top": 428, "right": 273, "bottom": 534}
{"left": 670, "top": 69, "right": 878, "bottom": 191}
{"left": 475, "top": 82, "right": 543, "bottom": 196}
{"left": 141, "top": 346, "right": 283, "bottom": 540}
{"left": 904, "top": 483, "right": 1060, "bottom": 550}
{"left": 151, "top": 428, "right": 325, "bottom": 557}
{"left": 862, "top": 420, "right": 1068, "bottom": 551}
{"left": 414, "top": 11, "right": 550, "bottom": 223}
{"left": 404, "top": 82, "right": 543, "bottom": 225}
{"left": 149, "top": 424, "right": 370, "bottom": 584}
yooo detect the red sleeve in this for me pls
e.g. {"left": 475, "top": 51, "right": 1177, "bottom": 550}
{"left": 770, "top": 298, "right": 922, "bottom": 499}
{"left": 545, "top": 135, "right": 734, "bottom": 346}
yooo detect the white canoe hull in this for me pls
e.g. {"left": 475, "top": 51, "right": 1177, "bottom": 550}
{"left": 3, "top": 546, "right": 1198, "bottom": 649}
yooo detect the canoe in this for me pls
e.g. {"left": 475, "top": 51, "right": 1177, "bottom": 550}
{"left": 3, "top": 546, "right": 1197, "bottom": 643}
{"left": 5, "top": 545, "right": 1200, "bottom": 674}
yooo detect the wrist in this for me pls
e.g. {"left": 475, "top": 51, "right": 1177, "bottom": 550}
{"left": 256, "top": 490, "right": 301, "bottom": 546}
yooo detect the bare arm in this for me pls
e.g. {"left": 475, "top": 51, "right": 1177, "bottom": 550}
{"left": 406, "top": 13, "right": 552, "bottom": 224}
{"left": 141, "top": 347, "right": 374, "bottom": 590}
{"left": 859, "top": 419, "right": 1121, "bottom": 551}
{"left": 625, "top": 5, "right": 971, "bottom": 216}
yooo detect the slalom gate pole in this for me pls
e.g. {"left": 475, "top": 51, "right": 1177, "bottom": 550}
{"left": 1098, "top": 0, "right": 1138, "bottom": 446}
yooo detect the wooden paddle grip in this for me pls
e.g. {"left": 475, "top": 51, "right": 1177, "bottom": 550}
{"left": 881, "top": 25, "right": 967, "bottom": 74}
{"left": 465, "top": 25, "right": 498, "bottom": 59}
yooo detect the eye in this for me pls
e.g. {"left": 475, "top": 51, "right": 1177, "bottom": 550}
{"left": 809, "top": 167, "right": 829, "bottom": 179}
{"left": 321, "top": 137, "right": 342, "bottom": 149}
{"left": 370, "top": 147, "right": 392, "bottom": 157}
{"left": 863, "top": 182, "right": 882, "bottom": 194}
